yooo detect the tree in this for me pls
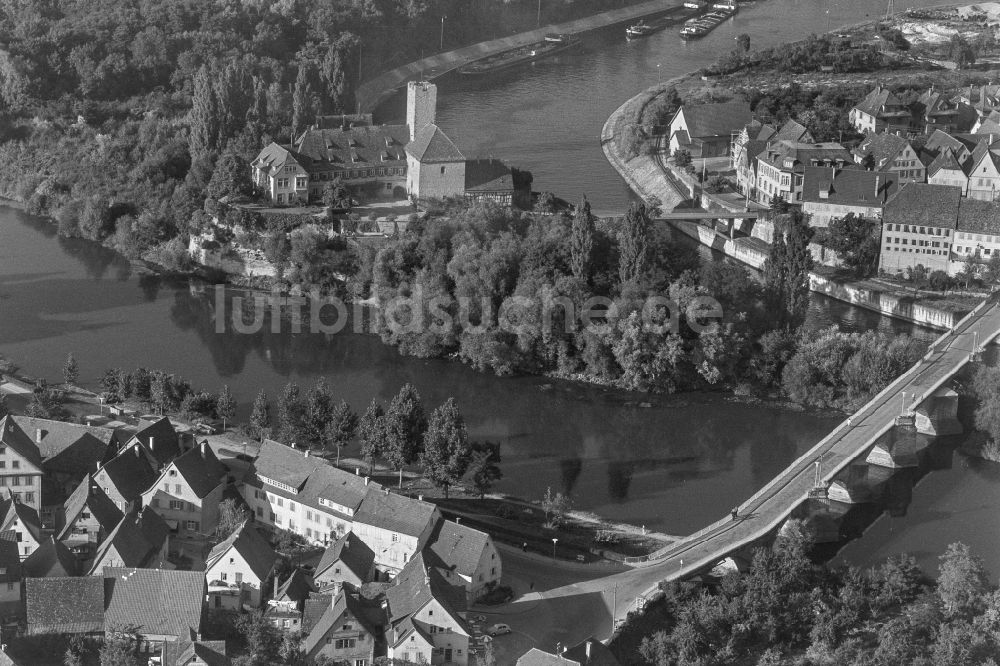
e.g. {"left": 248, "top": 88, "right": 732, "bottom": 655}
{"left": 0, "top": 392, "right": 7, "bottom": 419}
{"left": 62, "top": 353, "right": 79, "bottom": 386}
{"left": 469, "top": 442, "right": 502, "bottom": 498}
{"left": 618, "top": 202, "right": 650, "bottom": 287}
{"left": 825, "top": 213, "right": 879, "bottom": 277}
{"left": 276, "top": 382, "right": 306, "bottom": 445}
{"left": 235, "top": 609, "right": 282, "bottom": 664}
{"left": 249, "top": 389, "right": 271, "bottom": 442}
{"left": 359, "top": 399, "right": 386, "bottom": 476}
{"left": 189, "top": 65, "right": 219, "bottom": 157}
{"left": 100, "top": 625, "right": 140, "bottom": 666}
{"left": 302, "top": 378, "right": 336, "bottom": 450}
{"left": 322, "top": 178, "right": 351, "bottom": 210}
{"left": 673, "top": 149, "right": 692, "bottom": 167}
{"left": 985, "top": 252, "right": 1000, "bottom": 284}
{"left": 420, "top": 398, "right": 472, "bottom": 498}
{"left": 938, "top": 542, "right": 989, "bottom": 616}
{"left": 215, "top": 498, "right": 249, "bottom": 541}
{"left": 206, "top": 149, "right": 254, "bottom": 204}
{"left": 737, "top": 33, "right": 751, "bottom": 53}
{"left": 929, "top": 269, "right": 953, "bottom": 292}
{"left": 950, "top": 34, "right": 977, "bottom": 69}
{"left": 541, "top": 486, "right": 571, "bottom": 528}
{"left": 477, "top": 639, "right": 497, "bottom": 666}
{"left": 384, "top": 384, "right": 428, "bottom": 488}
{"left": 329, "top": 400, "right": 358, "bottom": 465}
{"left": 763, "top": 211, "right": 813, "bottom": 330}
{"left": 959, "top": 252, "right": 980, "bottom": 289}
{"left": 217, "top": 385, "right": 236, "bottom": 430}
{"left": 291, "top": 61, "right": 315, "bottom": 141}
{"left": 571, "top": 197, "right": 595, "bottom": 282}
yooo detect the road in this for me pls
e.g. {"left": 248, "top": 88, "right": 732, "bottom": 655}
{"left": 479, "top": 300, "right": 1000, "bottom": 662}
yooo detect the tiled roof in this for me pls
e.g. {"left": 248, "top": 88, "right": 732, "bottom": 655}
{"left": 165, "top": 639, "right": 230, "bottom": 666}
{"left": 854, "top": 85, "right": 909, "bottom": 118}
{"left": 25, "top": 576, "right": 104, "bottom": 634}
{"left": 464, "top": 158, "right": 514, "bottom": 193}
{"left": 516, "top": 640, "right": 621, "bottom": 666}
{"left": 22, "top": 536, "right": 79, "bottom": 577}
{"left": 89, "top": 508, "right": 168, "bottom": 573}
{"left": 205, "top": 522, "right": 276, "bottom": 583}
{"left": 855, "top": 133, "right": 909, "bottom": 169}
{"left": 0, "top": 498, "right": 41, "bottom": 540}
{"left": 274, "top": 568, "right": 316, "bottom": 603}
{"left": 957, "top": 198, "right": 1000, "bottom": 234}
{"left": 976, "top": 119, "right": 1000, "bottom": 136}
{"left": 254, "top": 440, "right": 329, "bottom": 490}
{"left": 132, "top": 417, "right": 180, "bottom": 466}
{"left": 58, "top": 474, "right": 123, "bottom": 540}
{"left": 302, "top": 588, "right": 385, "bottom": 655}
{"left": 135, "top": 506, "right": 170, "bottom": 554}
{"left": 882, "top": 183, "right": 962, "bottom": 229}
{"left": 426, "top": 520, "right": 491, "bottom": 579}
{"left": 743, "top": 120, "right": 776, "bottom": 143}
{"left": 170, "top": 443, "right": 225, "bottom": 499}
{"left": 316, "top": 532, "right": 375, "bottom": 584}
{"left": 252, "top": 143, "right": 308, "bottom": 177}
{"left": 928, "top": 149, "right": 967, "bottom": 178}
{"left": 517, "top": 648, "right": 580, "bottom": 666}
{"left": 99, "top": 447, "right": 157, "bottom": 502}
{"left": 924, "top": 129, "right": 968, "bottom": 159}
{"left": 103, "top": 568, "right": 206, "bottom": 639}
{"left": 0, "top": 416, "right": 42, "bottom": 470}
{"left": 675, "top": 100, "right": 752, "bottom": 139}
{"left": 757, "top": 141, "right": 851, "bottom": 173}
{"left": 405, "top": 124, "right": 465, "bottom": 163}
{"left": 800, "top": 166, "right": 897, "bottom": 207}
{"left": 295, "top": 124, "right": 409, "bottom": 169}
{"left": 354, "top": 488, "right": 438, "bottom": 538}
{"left": 0, "top": 540, "right": 21, "bottom": 585}
{"left": 385, "top": 552, "right": 467, "bottom": 624}
{"left": 772, "top": 119, "right": 812, "bottom": 143}
{"left": 11, "top": 416, "right": 113, "bottom": 474}
{"left": 301, "top": 593, "right": 334, "bottom": 635}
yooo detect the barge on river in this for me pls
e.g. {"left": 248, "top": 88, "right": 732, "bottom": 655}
{"left": 680, "top": 3, "right": 736, "bottom": 39}
{"left": 457, "top": 34, "right": 579, "bottom": 75}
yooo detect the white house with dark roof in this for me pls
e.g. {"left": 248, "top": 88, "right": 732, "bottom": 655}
{"left": 87, "top": 506, "right": 171, "bottom": 575}
{"left": 301, "top": 587, "right": 387, "bottom": 664}
{"left": 951, "top": 198, "right": 1000, "bottom": 274}
{"left": 141, "top": 441, "right": 227, "bottom": 537}
{"left": 58, "top": 473, "right": 124, "bottom": 565}
{"left": 668, "top": 100, "right": 752, "bottom": 158}
{"left": 853, "top": 133, "right": 925, "bottom": 184}
{"left": 386, "top": 552, "right": 471, "bottom": 666}
{"left": 754, "top": 141, "right": 852, "bottom": 205}
{"left": 94, "top": 444, "right": 158, "bottom": 512}
{"left": 22, "top": 535, "right": 79, "bottom": 578}
{"left": 314, "top": 531, "right": 376, "bottom": 591}
{"left": 878, "top": 183, "right": 962, "bottom": 274}
{"left": 0, "top": 496, "right": 43, "bottom": 560}
{"left": 927, "top": 149, "right": 970, "bottom": 194}
{"left": 242, "top": 440, "right": 374, "bottom": 546}
{"left": 425, "top": 520, "right": 500, "bottom": 603}
{"left": 849, "top": 85, "right": 912, "bottom": 135}
{"left": 966, "top": 140, "right": 1000, "bottom": 201}
{"left": 0, "top": 416, "right": 44, "bottom": 514}
{"left": 800, "top": 166, "right": 897, "bottom": 227}
{"left": 352, "top": 487, "right": 441, "bottom": 578}
{"left": 204, "top": 521, "right": 277, "bottom": 610}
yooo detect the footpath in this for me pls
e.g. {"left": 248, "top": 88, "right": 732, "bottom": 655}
{"left": 356, "top": 0, "right": 685, "bottom": 112}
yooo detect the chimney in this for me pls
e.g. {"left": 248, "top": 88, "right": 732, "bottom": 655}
{"left": 355, "top": 468, "right": 360, "bottom": 476}
{"left": 417, "top": 494, "right": 423, "bottom": 501}
{"left": 35, "top": 429, "right": 42, "bottom": 443}
{"left": 200, "top": 440, "right": 206, "bottom": 456}
{"left": 134, "top": 446, "right": 141, "bottom": 459}
{"left": 384, "top": 487, "right": 389, "bottom": 495}
{"left": 304, "top": 450, "right": 309, "bottom": 458}
{"left": 273, "top": 575, "right": 279, "bottom": 598}
{"left": 364, "top": 477, "right": 369, "bottom": 486}
{"left": 455, "top": 517, "right": 460, "bottom": 525}
{"left": 149, "top": 437, "right": 155, "bottom": 452}
{"left": 291, "top": 442, "right": 296, "bottom": 449}
{"left": 586, "top": 640, "right": 593, "bottom": 661}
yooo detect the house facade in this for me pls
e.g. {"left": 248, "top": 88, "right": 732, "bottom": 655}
{"left": 352, "top": 488, "right": 441, "bottom": 579}
{"left": 966, "top": 142, "right": 1000, "bottom": 201}
{"left": 800, "top": 166, "right": 897, "bottom": 227}
{"left": 0, "top": 498, "right": 43, "bottom": 560}
{"left": 754, "top": 141, "right": 852, "bottom": 205}
{"left": 58, "top": 474, "right": 124, "bottom": 565}
{"left": 141, "top": 442, "right": 226, "bottom": 537}
{"left": 853, "top": 133, "right": 926, "bottom": 184}
{"left": 94, "top": 446, "right": 157, "bottom": 513}
{"left": 878, "top": 183, "right": 961, "bottom": 274}
{"left": 301, "top": 589, "right": 386, "bottom": 665}
{"left": 425, "top": 521, "right": 501, "bottom": 603}
{"left": 951, "top": 198, "right": 1000, "bottom": 274}
{"left": 668, "top": 100, "right": 752, "bottom": 158}
{"left": 0, "top": 417, "right": 44, "bottom": 514}
{"left": 204, "top": 522, "right": 276, "bottom": 610}
{"left": 849, "top": 85, "right": 912, "bottom": 135}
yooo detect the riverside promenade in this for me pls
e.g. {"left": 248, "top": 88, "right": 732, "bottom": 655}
{"left": 356, "top": 0, "right": 686, "bottom": 112}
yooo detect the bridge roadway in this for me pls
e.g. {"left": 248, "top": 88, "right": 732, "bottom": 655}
{"left": 483, "top": 298, "right": 1000, "bottom": 660}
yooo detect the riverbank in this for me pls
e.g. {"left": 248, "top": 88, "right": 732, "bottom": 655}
{"left": 356, "top": 0, "right": 693, "bottom": 112}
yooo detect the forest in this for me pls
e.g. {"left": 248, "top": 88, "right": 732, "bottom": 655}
{"left": 612, "top": 527, "right": 1000, "bottom": 666}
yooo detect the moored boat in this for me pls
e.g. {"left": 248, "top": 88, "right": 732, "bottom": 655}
{"left": 625, "top": 22, "right": 657, "bottom": 38}
{"left": 457, "top": 36, "right": 580, "bottom": 75}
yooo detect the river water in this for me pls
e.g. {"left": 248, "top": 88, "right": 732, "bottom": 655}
{"left": 2, "top": 0, "right": 999, "bottom": 577}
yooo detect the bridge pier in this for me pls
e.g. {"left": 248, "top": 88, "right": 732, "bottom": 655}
{"left": 866, "top": 413, "right": 920, "bottom": 468}
{"left": 827, "top": 464, "right": 894, "bottom": 504}
{"left": 914, "top": 386, "right": 962, "bottom": 436}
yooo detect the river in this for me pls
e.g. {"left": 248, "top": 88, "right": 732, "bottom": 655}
{"left": 2, "top": 0, "right": 999, "bottom": 578}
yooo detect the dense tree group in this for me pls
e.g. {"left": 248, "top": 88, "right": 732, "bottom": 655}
{"left": 624, "top": 531, "right": 1000, "bottom": 666}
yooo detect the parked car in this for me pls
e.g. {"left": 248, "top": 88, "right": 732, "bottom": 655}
{"left": 487, "top": 623, "right": 512, "bottom": 637}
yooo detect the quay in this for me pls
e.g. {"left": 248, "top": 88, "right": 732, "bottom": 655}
{"left": 356, "top": 0, "right": 687, "bottom": 112}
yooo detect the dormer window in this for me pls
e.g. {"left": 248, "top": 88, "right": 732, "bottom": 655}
{"left": 819, "top": 188, "right": 829, "bottom": 199}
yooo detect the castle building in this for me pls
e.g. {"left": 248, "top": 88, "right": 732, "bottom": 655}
{"left": 251, "top": 82, "right": 516, "bottom": 207}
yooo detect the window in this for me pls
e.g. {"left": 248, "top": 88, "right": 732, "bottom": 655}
{"left": 221, "top": 573, "right": 227, "bottom": 581}
{"left": 391, "top": 533, "right": 399, "bottom": 542}
{"left": 334, "top": 639, "right": 357, "bottom": 649}
{"left": 235, "top": 573, "right": 243, "bottom": 584}
{"left": 9, "top": 461, "right": 16, "bottom": 470}
{"left": 169, "top": 500, "right": 183, "bottom": 510}
{"left": 306, "top": 511, "right": 312, "bottom": 521}
{"left": 342, "top": 624, "right": 351, "bottom": 631}
{"left": 276, "top": 498, "right": 283, "bottom": 508}
{"left": 256, "top": 506, "right": 263, "bottom": 517}
{"left": 11, "top": 477, "right": 18, "bottom": 487}
{"left": 296, "top": 176, "right": 308, "bottom": 189}
{"left": 186, "top": 521, "right": 199, "bottom": 531}
{"left": 163, "top": 483, "right": 169, "bottom": 492}
{"left": 356, "top": 660, "right": 367, "bottom": 666}
{"left": 289, "top": 501, "right": 296, "bottom": 510}
{"left": 440, "top": 166, "right": 445, "bottom": 175}
{"left": 175, "top": 484, "right": 182, "bottom": 495}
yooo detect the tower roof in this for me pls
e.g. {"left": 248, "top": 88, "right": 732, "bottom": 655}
{"left": 405, "top": 124, "right": 465, "bottom": 164}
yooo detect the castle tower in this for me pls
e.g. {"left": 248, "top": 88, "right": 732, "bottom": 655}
{"left": 407, "top": 81, "right": 437, "bottom": 141}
